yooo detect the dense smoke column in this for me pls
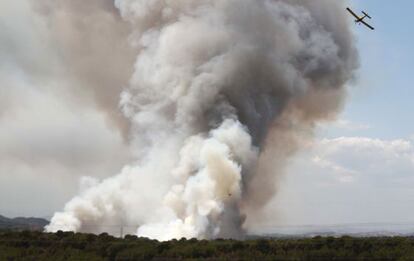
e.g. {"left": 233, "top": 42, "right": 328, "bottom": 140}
{"left": 46, "top": 0, "right": 358, "bottom": 240}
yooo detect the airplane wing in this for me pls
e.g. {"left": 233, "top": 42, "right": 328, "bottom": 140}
{"left": 346, "top": 8, "right": 360, "bottom": 19}
{"left": 361, "top": 20, "right": 375, "bottom": 30}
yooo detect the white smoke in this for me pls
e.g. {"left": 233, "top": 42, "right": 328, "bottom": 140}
{"left": 46, "top": 0, "right": 358, "bottom": 240}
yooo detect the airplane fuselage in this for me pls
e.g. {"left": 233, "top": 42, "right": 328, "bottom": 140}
{"left": 355, "top": 15, "right": 368, "bottom": 23}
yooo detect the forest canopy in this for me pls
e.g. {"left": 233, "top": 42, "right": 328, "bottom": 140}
{"left": 1, "top": 231, "right": 414, "bottom": 260}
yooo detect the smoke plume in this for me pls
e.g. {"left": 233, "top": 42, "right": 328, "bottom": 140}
{"left": 46, "top": 0, "right": 358, "bottom": 240}
{"left": 30, "top": 0, "right": 136, "bottom": 137}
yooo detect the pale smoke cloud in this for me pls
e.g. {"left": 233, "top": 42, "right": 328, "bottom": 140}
{"left": 47, "top": 0, "right": 358, "bottom": 240}
{"left": 0, "top": 1, "right": 133, "bottom": 217}
{"left": 30, "top": 0, "right": 136, "bottom": 137}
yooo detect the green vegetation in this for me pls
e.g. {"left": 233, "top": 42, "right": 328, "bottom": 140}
{"left": 1, "top": 231, "right": 414, "bottom": 260}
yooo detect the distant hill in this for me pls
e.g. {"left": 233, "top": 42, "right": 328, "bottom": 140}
{"left": 251, "top": 223, "right": 414, "bottom": 239}
{"left": 0, "top": 215, "right": 49, "bottom": 231}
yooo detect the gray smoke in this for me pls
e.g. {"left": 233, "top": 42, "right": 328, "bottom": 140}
{"left": 30, "top": 0, "right": 136, "bottom": 137}
{"left": 46, "top": 0, "right": 358, "bottom": 240}
{"left": 0, "top": 0, "right": 137, "bottom": 216}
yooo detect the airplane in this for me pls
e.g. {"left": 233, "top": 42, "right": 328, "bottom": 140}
{"left": 346, "top": 7, "right": 375, "bottom": 30}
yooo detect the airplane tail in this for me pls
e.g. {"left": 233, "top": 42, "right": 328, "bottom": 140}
{"left": 362, "top": 11, "right": 372, "bottom": 19}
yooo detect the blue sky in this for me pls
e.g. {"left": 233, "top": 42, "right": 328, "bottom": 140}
{"left": 339, "top": 0, "right": 414, "bottom": 139}
{"left": 263, "top": 0, "right": 414, "bottom": 230}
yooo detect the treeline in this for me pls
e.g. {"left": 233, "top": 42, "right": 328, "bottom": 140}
{"left": 1, "top": 230, "right": 414, "bottom": 260}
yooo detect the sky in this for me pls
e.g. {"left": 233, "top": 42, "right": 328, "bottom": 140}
{"left": 265, "top": 0, "right": 414, "bottom": 228}
{"left": 339, "top": 0, "right": 414, "bottom": 140}
{"left": 0, "top": 0, "right": 413, "bottom": 232}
